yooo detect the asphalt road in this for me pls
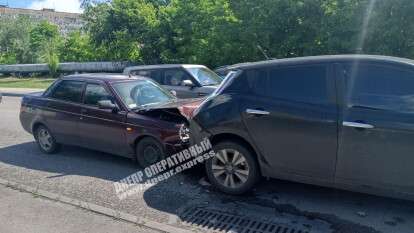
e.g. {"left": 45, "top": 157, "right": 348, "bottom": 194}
{"left": 0, "top": 96, "right": 413, "bottom": 233}
{"left": 0, "top": 184, "right": 159, "bottom": 233}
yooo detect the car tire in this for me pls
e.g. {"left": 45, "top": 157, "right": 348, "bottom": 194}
{"left": 206, "top": 141, "right": 259, "bottom": 195}
{"left": 34, "top": 125, "right": 61, "bottom": 154}
{"left": 136, "top": 137, "right": 165, "bottom": 168}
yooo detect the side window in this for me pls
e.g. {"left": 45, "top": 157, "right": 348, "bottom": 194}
{"left": 163, "top": 69, "right": 192, "bottom": 86}
{"left": 229, "top": 69, "right": 267, "bottom": 95}
{"left": 131, "top": 70, "right": 162, "bottom": 83}
{"left": 50, "top": 80, "right": 84, "bottom": 103}
{"left": 244, "top": 69, "right": 267, "bottom": 95}
{"left": 84, "top": 84, "right": 114, "bottom": 106}
{"left": 268, "top": 65, "right": 328, "bottom": 104}
{"left": 345, "top": 64, "right": 414, "bottom": 112}
{"left": 148, "top": 70, "right": 163, "bottom": 83}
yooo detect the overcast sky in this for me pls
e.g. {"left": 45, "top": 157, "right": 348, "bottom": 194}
{"left": 2, "top": 0, "right": 83, "bottom": 13}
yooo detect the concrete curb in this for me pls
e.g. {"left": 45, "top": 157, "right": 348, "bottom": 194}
{"left": 0, "top": 178, "right": 193, "bottom": 233}
{"left": 0, "top": 88, "right": 45, "bottom": 97}
{"left": 1, "top": 92, "right": 26, "bottom": 97}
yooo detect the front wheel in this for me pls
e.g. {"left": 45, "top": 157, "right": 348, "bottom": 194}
{"left": 205, "top": 141, "right": 259, "bottom": 195}
{"left": 136, "top": 137, "right": 165, "bottom": 168}
{"left": 34, "top": 125, "right": 60, "bottom": 154}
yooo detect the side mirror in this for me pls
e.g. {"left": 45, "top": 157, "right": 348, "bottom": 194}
{"left": 98, "top": 100, "right": 119, "bottom": 113}
{"left": 170, "top": 90, "right": 177, "bottom": 96}
{"left": 182, "top": 79, "right": 195, "bottom": 88}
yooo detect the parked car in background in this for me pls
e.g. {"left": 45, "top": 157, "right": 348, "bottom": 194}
{"left": 123, "top": 64, "right": 223, "bottom": 99}
{"left": 214, "top": 65, "right": 230, "bottom": 79}
{"left": 190, "top": 55, "right": 414, "bottom": 201}
{"left": 20, "top": 74, "right": 201, "bottom": 167}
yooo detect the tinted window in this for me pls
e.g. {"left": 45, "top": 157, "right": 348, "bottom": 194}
{"left": 163, "top": 69, "right": 192, "bottom": 86}
{"left": 84, "top": 84, "right": 114, "bottom": 106}
{"left": 50, "top": 80, "right": 84, "bottom": 103}
{"left": 345, "top": 63, "right": 414, "bottom": 112}
{"left": 131, "top": 70, "right": 163, "bottom": 83}
{"left": 268, "top": 65, "right": 328, "bottom": 104}
{"left": 228, "top": 69, "right": 267, "bottom": 95}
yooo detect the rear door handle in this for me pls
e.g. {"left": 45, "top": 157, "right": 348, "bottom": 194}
{"left": 246, "top": 109, "right": 270, "bottom": 115}
{"left": 343, "top": 121, "right": 374, "bottom": 129}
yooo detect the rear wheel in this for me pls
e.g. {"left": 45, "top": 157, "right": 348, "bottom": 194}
{"left": 34, "top": 125, "right": 60, "bottom": 154}
{"left": 206, "top": 141, "right": 259, "bottom": 195}
{"left": 136, "top": 137, "right": 165, "bottom": 168}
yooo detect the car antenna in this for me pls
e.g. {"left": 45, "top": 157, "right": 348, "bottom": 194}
{"left": 257, "top": 45, "right": 270, "bottom": 60}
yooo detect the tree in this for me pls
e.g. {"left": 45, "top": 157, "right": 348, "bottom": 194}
{"left": 29, "top": 21, "right": 61, "bottom": 63}
{"left": 83, "top": 0, "right": 145, "bottom": 62}
{"left": 28, "top": 21, "right": 62, "bottom": 75}
{"left": 0, "top": 16, "right": 33, "bottom": 64}
{"left": 59, "top": 31, "right": 97, "bottom": 62}
{"left": 363, "top": 0, "right": 414, "bottom": 58}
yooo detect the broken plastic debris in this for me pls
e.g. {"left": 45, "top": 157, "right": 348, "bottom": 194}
{"left": 356, "top": 211, "right": 367, "bottom": 217}
{"left": 198, "top": 177, "right": 211, "bottom": 186}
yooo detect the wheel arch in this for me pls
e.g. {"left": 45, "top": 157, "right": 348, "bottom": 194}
{"left": 32, "top": 121, "right": 46, "bottom": 134}
{"left": 210, "top": 133, "right": 263, "bottom": 175}
{"left": 133, "top": 134, "right": 166, "bottom": 155}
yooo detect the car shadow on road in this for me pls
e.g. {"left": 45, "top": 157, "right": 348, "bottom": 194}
{"left": 1, "top": 142, "right": 414, "bottom": 233}
{"left": 142, "top": 168, "right": 414, "bottom": 233}
{"left": 0, "top": 142, "right": 138, "bottom": 181}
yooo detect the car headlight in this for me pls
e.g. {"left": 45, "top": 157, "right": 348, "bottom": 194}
{"left": 179, "top": 124, "right": 190, "bottom": 142}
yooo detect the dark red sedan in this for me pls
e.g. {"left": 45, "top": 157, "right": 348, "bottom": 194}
{"left": 20, "top": 74, "right": 201, "bottom": 167}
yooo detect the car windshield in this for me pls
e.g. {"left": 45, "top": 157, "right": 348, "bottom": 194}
{"left": 112, "top": 80, "right": 174, "bottom": 109}
{"left": 185, "top": 67, "right": 222, "bottom": 86}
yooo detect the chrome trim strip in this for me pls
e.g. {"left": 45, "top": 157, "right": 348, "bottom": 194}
{"left": 343, "top": 121, "right": 374, "bottom": 129}
{"left": 246, "top": 109, "right": 270, "bottom": 115}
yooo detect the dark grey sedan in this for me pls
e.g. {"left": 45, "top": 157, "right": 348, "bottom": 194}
{"left": 123, "top": 64, "right": 223, "bottom": 99}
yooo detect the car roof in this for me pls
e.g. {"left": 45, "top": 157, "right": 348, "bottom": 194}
{"left": 62, "top": 73, "right": 147, "bottom": 82}
{"left": 123, "top": 64, "right": 206, "bottom": 72}
{"left": 223, "top": 54, "right": 414, "bottom": 70}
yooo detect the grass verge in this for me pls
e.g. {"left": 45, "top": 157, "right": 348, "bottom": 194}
{"left": 0, "top": 77, "right": 55, "bottom": 89}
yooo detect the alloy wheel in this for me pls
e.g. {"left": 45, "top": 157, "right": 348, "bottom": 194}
{"left": 37, "top": 128, "right": 53, "bottom": 151}
{"left": 211, "top": 149, "right": 250, "bottom": 189}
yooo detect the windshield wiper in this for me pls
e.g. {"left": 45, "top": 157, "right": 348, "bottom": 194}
{"left": 131, "top": 99, "right": 176, "bottom": 112}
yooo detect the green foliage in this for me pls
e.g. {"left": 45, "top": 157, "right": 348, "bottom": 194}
{"left": 29, "top": 21, "right": 61, "bottom": 64}
{"left": 59, "top": 31, "right": 96, "bottom": 62}
{"left": 84, "top": 0, "right": 414, "bottom": 67}
{"left": 3, "top": 0, "right": 414, "bottom": 68}
{"left": 28, "top": 21, "right": 62, "bottom": 76}
{"left": 0, "top": 16, "right": 33, "bottom": 64}
{"left": 44, "top": 46, "right": 60, "bottom": 77}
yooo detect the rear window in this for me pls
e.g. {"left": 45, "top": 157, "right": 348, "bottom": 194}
{"left": 345, "top": 63, "right": 414, "bottom": 112}
{"left": 50, "top": 80, "right": 84, "bottom": 103}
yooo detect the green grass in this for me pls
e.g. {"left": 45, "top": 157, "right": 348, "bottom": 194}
{"left": 0, "top": 77, "right": 55, "bottom": 89}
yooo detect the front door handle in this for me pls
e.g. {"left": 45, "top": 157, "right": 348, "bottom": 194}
{"left": 246, "top": 109, "right": 270, "bottom": 115}
{"left": 343, "top": 121, "right": 374, "bottom": 129}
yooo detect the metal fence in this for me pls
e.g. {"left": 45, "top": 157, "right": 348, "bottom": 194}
{"left": 0, "top": 62, "right": 133, "bottom": 75}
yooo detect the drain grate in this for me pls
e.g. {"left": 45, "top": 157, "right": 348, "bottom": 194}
{"left": 180, "top": 207, "right": 310, "bottom": 233}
